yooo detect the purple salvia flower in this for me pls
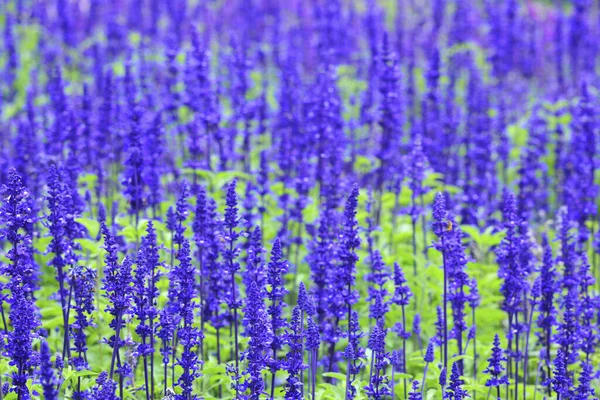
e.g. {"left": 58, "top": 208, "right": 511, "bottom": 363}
{"left": 39, "top": 340, "right": 58, "bottom": 400}
{"left": 6, "top": 286, "right": 39, "bottom": 399}
{"left": 305, "top": 316, "right": 320, "bottom": 400}
{"left": 445, "top": 221, "right": 471, "bottom": 369}
{"left": 89, "top": 371, "right": 119, "bottom": 400}
{"left": 574, "top": 361, "right": 593, "bottom": 399}
{"left": 244, "top": 226, "right": 266, "bottom": 295}
{"left": 445, "top": 362, "right": 468, "bottom": 400}
{"left": 392, "top": 262, "right": 412, "bottom": 307}
{"left": 47, "top": 66, "right": 69, "bottom": 157}
{"left": 267, "top": 237, "right": 289, "bottom": 396}
{"left": 134, "top": 221, "right": 160, "bottom": 400}
{"left": 495, "top": 192, "right": 527, "bottom": 359}
{"left": 345, "top": 311, "right": 365, "bottom": 399}
{"left": 422, "top": 48, "right": 442, "bottom": 173}
{"left": 157, "top": 310, "right": 175, "bottom": 392}
{"left": 517, "top": 105, "right": 550, "bottom": 221}
{"left": 536, "top": 235, "right": 556, "bottom": 376}
{"left": 377, "top": 32, "right": 402, "bottom": 192}
{"left": 568, "top": 0, "right": 588, "bottom": 85}
{"left": 558, "top": 207, "right": 578, "bottom": 292}
{"left": 242, "top": 280, "right": 272, "bottom": 399}
{"left": 101, "top": 222, "right": 133, "bottom": 382}
{"left": 1, "top": 169, "right": 39, "bottom": 398}
{"left": 462, "top": 65, "right": 496, "bottom": 225}
{"left": 554, "top": 287, "right": 580, "bottom": 367}
{"left": 366, "top": 251, "right": 390, "bottom": 324}
{"left": 297, "top": 282, "right": 317, "bottom": 318}
{"left": 413, "top": 313, "right": 422, "bottom": 351}
{"left": 173, "top": 181, "right": 190, "bottom": 248}
{"left": 577, "top": 253, "right": 596, "bottom": 359}
{"left": 484, "top": 334, "right": 509, "bottom": 396}
{"left": 307, "top": 186, "right": 340, "bottom": 323}
{"left": 173, "top": 239, "right": 203, "bottom": 400}
{"left": 364, "top": 323, "right": 390, "bottom": 399}
{"left": 408, "top": 380, "right": 422, "bottom": 400}
{"left": 122, "top": 63, "right": 146, "bottom": 219}
{"left": 46, "top": 164, "right": 71, "bottom": 356}
{"left": 70, "top": 265, "right": 96, "bottom": 371}
{"left": 284, "top": 307, "right": 306, "bottom": 399}
{"left": 565, "top": 84, "right": 597, "bottom": 244}
{"left": 421, "top": 341, "right": 435, "bottom": 396}
{"left": 338, "top": 186, "right": 361, "bottom": 317}
{"left": 144, "top": 113, "right": 165, "bottom": 212}
{"left": 223, "top": 179, "right": 242, "bottom": 378}
{"left": 203, "top": 197, "right": 228, "bottom": 331}
{"left": 434, "top": 305, "right": 444, "bottom": 350}
{"left": 1, "top": 168, "right": 37, "bottom": 292}
{"left": 551, "top": 349, "right": 572, "bottom": 398}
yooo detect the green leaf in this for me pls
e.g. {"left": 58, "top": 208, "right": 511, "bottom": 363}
{"left": 76, "top": 217, "right": 100, "bottom": 238}
{"left": 322, "top": 372, "right": 348, "bottom": 381}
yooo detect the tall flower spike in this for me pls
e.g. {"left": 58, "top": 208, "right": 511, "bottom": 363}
{"left": 101, "top": 222, "right": 133, "bottom": 381}
{"left": 483, "top": 334, "right": 509, "bottom": 390}
{"left": 267, "top": 237, "right": 289, "bottom": 396}
{"left": 223, "top": 179, "right": 242, "bottom": 379}
{"left": 554, "top": 286, "right": 580, "bottom": 367}
{"left": 377, "top": 31, "right": 402, "bottom": 191}
{"left": 122, "top": 63, "right": 146, "bottom": 219}
{"left": 392, "top": 262, "right": 412, "bottom": 306}
{"left": 173, "top": 239, "right": 203, "bottom": 399}
{"left": 408, "top": 380, "right": 422, "bottom": 400}
{"left": 495, "top": 191, "right": 528, "bottom": 380}
{"left": 40, "top": 340, "right": 59, "bottom": 400}
{"left": 243, "top": 226, "right": 266, "bottom": 291}
{"left": 575, "top": 360, "right": 593, "bottom": 399}
{"left": 364, "top": 323, "right": 390, "bottom": 399}
{"left": 284, "top": 307, "right": 306, "bottom": 399}
{"left": 421, "top": 341, "right": 435, "bottom": 396}
{"left": 144, "top": 113, "right": 165, "bottom": 211}
{"left": 1, "top": 168, "right": 37, "bottom": 291}
{"left": 551, "top": 349, "right": 572, "bottom": 398}
{"left": 446, "top": 362, "right": 468, "bottom": 400}
{"left": 242, "top": 280, "right": 272, "bottom": 399}
{"left": 70, "top": 265, "right": 96, "bottom": 371}
{"left": 305, "top": 316, "right": 320, "bottom": 400}
{"left": 173, "top": 181, "right": 190, "bottom": 248}
{"left": 46, "top": 164, "right": 73, "bottom": 359}
{"left": 346, "top": 310, "right": 365, "bottom": 399}
{"left": 89, "top": 371, "right": 119, "bottom": 400}
{"left": 425, "top": 342, "right": 435, "bottom": 363}
{"left": 433, "top": 192, "right": 447, "bottom": 230}
{"left": 2, "top": 169, "right": 39, "bottom": 399}
{"left": 133, "top": 221, "right": 160, "bottom": 399}
{"left": 298, "top": 282, "right": 317, "bottom": 317}
{"left": 366, "top": 250, "right": 391, "bottom": 324}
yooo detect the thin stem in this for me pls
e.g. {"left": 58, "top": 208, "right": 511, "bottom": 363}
{"left": 421, "top": 363, "right": 429, "bottom": 397}
{"left": 515, "top": 312, "right": 520, "bottom": 400}
{"left": 523, "top": 303, "right": 535, "bottom": 400}
{"left": 411, "top": 214, "right": 418, "bottom": 276}
{"left": 420, "top": 194, "right": 428, "bottom": 261}
{"left": 109, "top": 313, "right": 123, "bottom": 380}
{"left": 142, "top": 336, "right": 150, "bottom": 400}
{"left": 163, "top": 340, "right": 169, "bottom": 396}
{"left": 62, "top": 284, "right": 74, "bottom": 361}
{"left": 441, "top": 235, "right": 448, "bottom": 371}
{"left": 472, "top": 308, "right": 477, "bottom": 400}
{"left": 401, "top": 304, "right": 407, "bottom": 399}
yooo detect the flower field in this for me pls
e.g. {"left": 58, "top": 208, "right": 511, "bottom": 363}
{"left": 0, "top": 0, "right": 597, "bottom": 399}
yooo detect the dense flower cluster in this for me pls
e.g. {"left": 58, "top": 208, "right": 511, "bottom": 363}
{"left": 0, "top": 0, "right": 600, "bottom": 399}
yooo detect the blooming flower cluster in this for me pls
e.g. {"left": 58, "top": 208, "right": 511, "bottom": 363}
{"left": 0, "top": 0, "right": 599, "bottom": 399}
